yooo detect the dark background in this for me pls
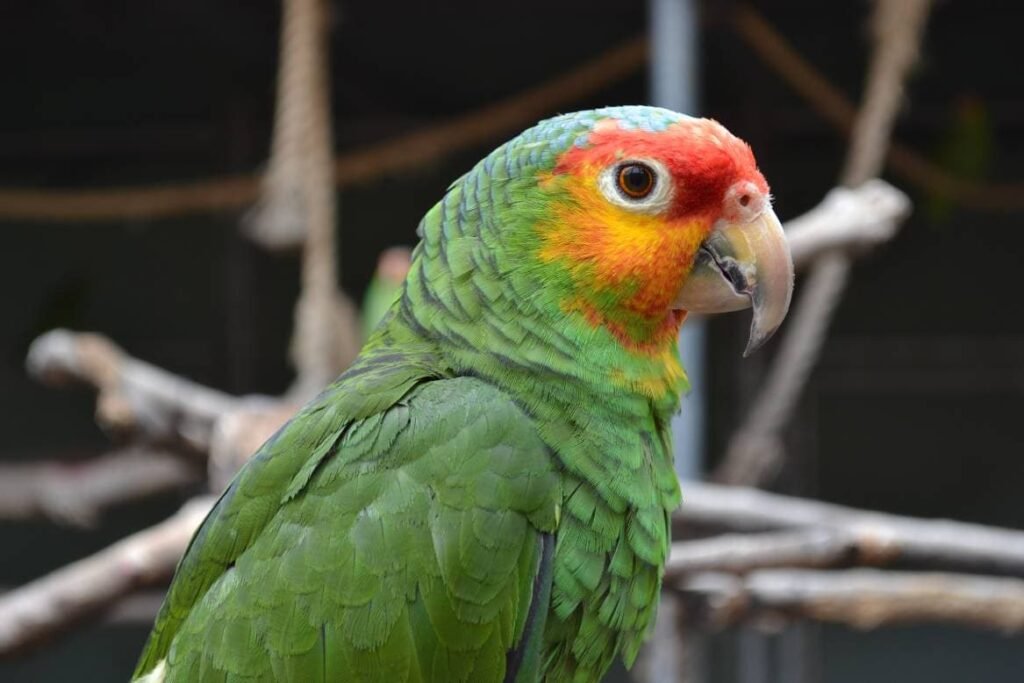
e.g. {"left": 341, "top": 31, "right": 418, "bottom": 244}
{"left": 1, "top": 1, "right": 1022, "bottom": 680}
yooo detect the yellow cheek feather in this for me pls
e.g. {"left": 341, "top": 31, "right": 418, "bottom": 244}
{"left": 537, "top": 166, "right": 710, "bottom": 344}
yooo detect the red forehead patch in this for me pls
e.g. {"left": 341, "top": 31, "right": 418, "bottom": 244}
{"left": 553, "top": 117, "right": 768, "bottom": 219}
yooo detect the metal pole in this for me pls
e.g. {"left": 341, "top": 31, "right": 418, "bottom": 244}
{"left": 645, "top": 4, "right": 710, "bottom": 683}
{"left": 650, "top": 0, "right": 705, "bottom": 482}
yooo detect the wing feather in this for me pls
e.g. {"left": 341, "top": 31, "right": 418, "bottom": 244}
{"left": 135, "top": 375, "right": 559, "bottom": 683}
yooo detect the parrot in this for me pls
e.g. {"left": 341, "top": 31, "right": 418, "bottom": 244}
{"left": 133, "top": 105, "right": 793, "bottom": 683}
{"left": 361, "top": 246, "right": 413, "bottom": 340}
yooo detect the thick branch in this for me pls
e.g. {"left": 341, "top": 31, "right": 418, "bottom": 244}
{"left": 26, "top": 329, "right": 272, "bottom": 451}
{"left": 0, "top": 497, "right": 213, "bottom": 657}
{"left": 0, "top": 449, "right": 200, "bottom": 527}
{"left": 677, "top": 569, "right": 1024, "bottom": 634}
{"left": 784, "top": 180, "right": 910, "bottom": 270}
{"left": 841, "top": 0, "right": 933, "bottom": 187}
{"left": 101, "top": 591, "right": 167, "bottom": 626}
{"left": 666, "top": 529, "right": 854, "bottom": 579}
{"left": 718, "top": 0, "right": 933, "bottom": 487}
{"left": 677, "top": 482, "right": 1024, "bottom": 575}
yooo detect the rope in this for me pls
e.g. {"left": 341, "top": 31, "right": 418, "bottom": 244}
{"left": 0, "top": 38, "right": 648, "bottom": 223}
{"left": 264, "top": 0, "right": 358, "bottom": 401}
{"left": 241, "top": 0, "right": 313, "bottom": 249}
{"left": 3, "top": 18, "right": 1023, "bottom": 223}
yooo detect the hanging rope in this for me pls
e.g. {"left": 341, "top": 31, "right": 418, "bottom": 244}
{"left": 255, "top": 0, "right": 359, "bottom": 401}
{"left": 241, "top": 0, "right": 314, "bottom": 250}
{"left": 0, "top": 38, "right": 648, "bottom": 223}
{"left": 3, "top": 19, "right": 1024, "bottom": 223}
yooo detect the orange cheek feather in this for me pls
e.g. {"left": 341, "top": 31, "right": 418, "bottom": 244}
{"left": 538, "top": 168, "right": 710, "bottom": 352}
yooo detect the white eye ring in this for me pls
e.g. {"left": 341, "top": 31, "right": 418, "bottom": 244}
{"left": 597, "top": 158, "right": 674, "bottom": 214}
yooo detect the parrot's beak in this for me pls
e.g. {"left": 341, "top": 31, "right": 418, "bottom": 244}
{"left": 673, "top": 205, "right": 794, "bottom": 356}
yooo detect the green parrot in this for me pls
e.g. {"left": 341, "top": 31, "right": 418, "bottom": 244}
{"left": 361, "top": 246, "right": 412, "bottom": 340}
{"left": 134, "top": 106, "right": 792, "bottom": 683}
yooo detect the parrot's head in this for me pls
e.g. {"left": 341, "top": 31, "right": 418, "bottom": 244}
{"left": 408, "top": 106, "right": 793, "bottom": 398}
{"left": 529, "top": 106, "right": 793, "bottom": 358}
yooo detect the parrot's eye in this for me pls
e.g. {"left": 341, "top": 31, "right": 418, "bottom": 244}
{"left": 616, "top": 163, "right": 656, "bottom": 199}
{"left": 597, "top": 158, "right": 673, "bottom": 214}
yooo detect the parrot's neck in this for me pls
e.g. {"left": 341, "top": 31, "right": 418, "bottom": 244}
{"left": 382, "top": 243, "right": 684, "bottom": 503}
{"left": 391, "top": 245, "right": 687, "bottom": 414}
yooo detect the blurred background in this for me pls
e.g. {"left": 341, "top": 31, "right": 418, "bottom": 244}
{"left": 1, "top": 1, "right": 1022, "bottom": 681}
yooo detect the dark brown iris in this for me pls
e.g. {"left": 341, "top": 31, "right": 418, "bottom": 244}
{"left": 616, "top": 162, "right": 656, "bottom": 199}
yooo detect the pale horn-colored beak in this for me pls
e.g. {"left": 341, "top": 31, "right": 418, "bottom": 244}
{"left": 673, "top": 205, "right": 794, "bottom": 356}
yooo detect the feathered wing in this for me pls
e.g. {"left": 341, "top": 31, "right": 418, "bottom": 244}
{"left": 133, "top": 373, "right": 561, "bottom": 683}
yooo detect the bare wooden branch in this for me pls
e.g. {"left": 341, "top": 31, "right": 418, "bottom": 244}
{"left": 714, "top": 253, "right": 853, "bottom": 485}
{"left": 718, "top": 0, "right": 934, "bottom": 487}
{"left": 25, "top": 327, "right": 310, "bottom": 486}
{"left": 101, "top": 591, "right": 167, "bottom": 626}
{"left": 0, "top": 496, "right": 213, "bottom": 657}
{"left": 26, "top": 329, "right": 253, "bottom": 451}
{"left": 677, "top": 569, "right": 1024, "bottom": 634}
{"left": 665, "top": 530, "right": 854, "bottom": 579}
{"left": 0, "top": 589, "right": 166, "bottom": 628}
{"left": 677, "top": 482, "right": 1024, "bottom": 575}
{"left": 0, "top": 449, "right": 200, "bottom": 527}
{"left": 784, "top": 180, "right": 910, "bottom": 270}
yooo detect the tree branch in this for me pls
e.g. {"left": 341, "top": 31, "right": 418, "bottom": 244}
{"left": 207, "top": 401, "right": 299, "bottom": 491}
{"left": 666, "top": 529, "right": 854, "bottom": 579}
{"left": 676, "top": 482, "right": 1024, "bottom": 576}
{"left": 0, "top": 496, "right": 213, "bottom": 657}
{"left": 677, "top": 568, "right": 1024, "bottom": 634}
{"left": 841, "top": 0, "right": 933, "bottom": 188}
{"left": 0, "top": 449, "right": 200, "bottom": 527}
{"left": 784, "top": 179, "right": 910, "bottom": 270}
{"left": 25, "top": 329, "right": 276, "bottom": 452}
{"left": 717, "top": 0, "right": 934, "bottom": 487}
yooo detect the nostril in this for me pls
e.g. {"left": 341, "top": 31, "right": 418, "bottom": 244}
{"left": 738, "top": 194, "right": 751, "bottom": 208}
